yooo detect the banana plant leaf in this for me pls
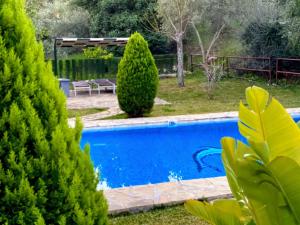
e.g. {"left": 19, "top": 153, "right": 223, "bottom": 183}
{"left": 238, "top": 86, "right": 300, "bottom": 164}
{"left": 185, "top": 199, "right": 253, "bottom": 225}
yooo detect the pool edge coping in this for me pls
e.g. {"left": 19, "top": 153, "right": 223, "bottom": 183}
{"left": 72, "top": 108, "right": 300, "bottom": 129}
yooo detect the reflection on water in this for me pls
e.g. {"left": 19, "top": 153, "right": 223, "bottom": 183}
{"left": 168, "top": 171, "right": 183, "bottom": 182}
{"left": 193, "top": 147, "right": 223, "bottom": 172}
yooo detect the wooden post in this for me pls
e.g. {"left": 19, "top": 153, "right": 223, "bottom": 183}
{"left": 276, "top": 58, "right": 279, "bottom": 84}
{"left": 226, "top": 57, "right": 230, "bottom": 75}
{"left": 190, "top": 54, "right": 193, "bottom": 72}
{"left": 53, "top": 38, "right": 58, "bottom": 76}
{"left": 269, "top": 57, "right": 272, "bottom": 84}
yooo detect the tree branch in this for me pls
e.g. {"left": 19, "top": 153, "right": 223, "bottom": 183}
{"left": 206, "top": 24, "right": 225, "bottom": 59}
{"left": 191, "top": 21, "right": 205, "bottom": 63}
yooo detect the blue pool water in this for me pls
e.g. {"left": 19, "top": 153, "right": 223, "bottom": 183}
{"left": 80, "top": 114, "right": 300, "bottom": 189}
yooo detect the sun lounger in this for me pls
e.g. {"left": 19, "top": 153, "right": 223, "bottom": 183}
{"left": 72, "top": 81, "right": 92, "bottom": 96}
{"left": 108, "top": 79, "right": 116, "bottom": 85}
{"left": 91, "top": 79, "right": 117, "bottom": 94}
{"left": 108, "top": 79, "right": 117, "bottom": 94}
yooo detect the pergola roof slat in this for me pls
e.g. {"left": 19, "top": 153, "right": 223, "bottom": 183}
{"left": 53, "top": 37, "right": 129, "bottom": 75}
{"left": 55, "top": 37, "right": 129, "bottom": 48}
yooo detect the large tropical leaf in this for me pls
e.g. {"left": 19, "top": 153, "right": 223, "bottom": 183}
{"left": 267, "top": 157, "right": 300, "bottom": 223}
{"left": 238, "top": 86, "right": 300, "bottom": 164}
{"left": 222, "top": 138, "right": 282, "bottom": 225}
{"left": 235, "top": 155, "right": 298, "bottom": 225}
{"left": 185, "top": 199, "right": 253, "bottom": 225}
{"left": 221, "top": 138, "right": 249, "bottom": 202}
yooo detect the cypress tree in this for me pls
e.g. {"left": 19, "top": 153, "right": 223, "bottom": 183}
{"left": 117, "top": 32, "right": 159, "bottom": 117}
{"left": 0, "top": 0, "right": 108, "bottom": 224}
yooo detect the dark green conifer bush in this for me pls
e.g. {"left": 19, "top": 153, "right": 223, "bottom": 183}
{"left": 0, "top": 0, "right": 108, "bottom": 224}
{"left": 117, "top": 32, "right": 159, "bottom": 117}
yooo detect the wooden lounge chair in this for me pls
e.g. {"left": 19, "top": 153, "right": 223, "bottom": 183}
{"left": 72, "top": 81, "right": 92, "bottom": 96}
{"left": 91, "top": 79, "right": 117, "bottom": 94}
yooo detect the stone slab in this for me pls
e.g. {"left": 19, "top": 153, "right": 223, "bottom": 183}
{"left": 104, "top": 177, "right": 231, "bottom": 215}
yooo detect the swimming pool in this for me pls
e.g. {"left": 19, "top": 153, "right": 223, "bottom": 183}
{"left": 80, "top": 114, "right": 300, "bottom": 189}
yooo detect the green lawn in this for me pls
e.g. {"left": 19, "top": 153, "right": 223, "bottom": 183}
{"left": 109, "top": 205, "right": 208, "bottom": 225}
{"left": 67, "top": 108, "right": 107, "bottom": 118}
{"left": 104, "top": 73, "right": 300, "bottom": 119}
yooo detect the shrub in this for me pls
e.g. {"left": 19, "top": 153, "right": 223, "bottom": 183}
{"left": 83, "top": 47, "right": 114, "bottom": 60}
{"left": 242, "top": 21, "right": 288, "bottom": 57}
{"left": 185, "top": 86, "right": 300, "bottom": 225}
{"left": 0, "top": 0, "right": 107, "bottom": 224}
{"left": 117, "top": 32, "right": 159, "bottom": 117}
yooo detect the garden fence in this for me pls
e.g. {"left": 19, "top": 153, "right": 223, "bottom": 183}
{"left": 190, "top": 54, "right": 300, "bottom": 83}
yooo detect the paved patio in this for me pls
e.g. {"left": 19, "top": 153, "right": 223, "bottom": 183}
{"left": 67, "top": 94, "right": 169, "bottom": 110}
{"left": 67, "top": 94, "right": 169, "bottom": 126}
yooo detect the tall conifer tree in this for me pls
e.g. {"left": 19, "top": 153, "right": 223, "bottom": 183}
{"left": 117, "top": 32, "right": 159, "bottom": 117}
{"left": 0, "top": 0, "right": 107, "bottom": 224}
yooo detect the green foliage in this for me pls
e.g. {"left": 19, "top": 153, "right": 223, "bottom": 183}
{"left": 0, "top": 0, "right": 107, "bottom": 224}
{"left": 242, "top": 21, "right": 288, "bottom": 57}
{"left": 26, "top": 0, "right": 90, "bottom": 58}
{"left": 240, "top": 0, "right": 300, "bottom": 57}
{"left": 185, "top": 86, "right": 300, "bottom": 225}
{"left": 285, "top": 0, "right": 300, "bottom": 56}
{"left": 74, "top": 0, "right": 172, "bottom": 54}
{"left": 117, "top": 32, "right": 158, "bottom": 117}
{"left": 83, "top": 47, "right": 114, "bottom": 60}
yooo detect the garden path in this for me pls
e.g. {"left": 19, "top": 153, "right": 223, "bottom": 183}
{"left": 67, "top": 94, "right": 169, "bottom": 126}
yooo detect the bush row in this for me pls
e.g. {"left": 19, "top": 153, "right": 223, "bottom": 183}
{"left": 52, "top": 55, "right": 189, "bottom": 81}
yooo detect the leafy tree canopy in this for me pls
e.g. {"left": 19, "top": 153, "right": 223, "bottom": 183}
{"left": 74, "top": 0, "right": 172, "bottom": 54}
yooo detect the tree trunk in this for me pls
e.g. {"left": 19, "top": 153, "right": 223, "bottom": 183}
{"left": 176, "top": 37, "right": 184, "bottom": 87}
{"left": 202, "top": 63, "right": 214, "bottom": 99}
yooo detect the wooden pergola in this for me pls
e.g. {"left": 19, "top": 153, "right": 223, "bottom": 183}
{"left": 53, "top": 37, "right": 129, "bottom": 75}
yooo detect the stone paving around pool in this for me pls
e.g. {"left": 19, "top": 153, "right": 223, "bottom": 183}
{"left": 66, "top": 96, "right": 300, "bottom": 214}
{"left": 105, "top": 177, "right": 231, "bottom": 215}
{"left": 69, "top": 107, "right": 300, "bottom": 129}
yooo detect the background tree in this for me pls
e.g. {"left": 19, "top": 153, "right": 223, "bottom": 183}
{"left": 283, "top": 0, "right": 300, "bottom": 56}
{"left": 242, "top": 21, "right": 288, "bottom": 57}
{"left": 239, "top": 0, "right": 289, "bottom": 57}
{"left": 235, "top": 0, "right": 300, "bottom": 57}
{"left": 0, "top": 0, "right": 107, "bottom": 224}
{"left": 27, "top": 0, "right": 90, "bottom": 58}
{"left": 74, "top": 0, "right": 172, "bottom": 54}
{"left": 117, "top": 32, "right": 159, "bottom": 117}
{"left": 155, "top": 0, "right": 196, "bottom": 87}
{"left": 189, "top": 0, "right": 243, "bottom": 98}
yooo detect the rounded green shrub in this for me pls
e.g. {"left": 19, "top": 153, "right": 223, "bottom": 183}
{"left": 117, "top": 32, "right": 159, "bottom": 117}
{"left": 0, "top": 0, "right": 107, "bottom": 224}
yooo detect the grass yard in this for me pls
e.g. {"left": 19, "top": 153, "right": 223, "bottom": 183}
{"left": 67, "top": 108, "right": 107, "bottom": 118}
{"left": 109, "top": 205, "right": 208, "bottom": 225}
{"left": 104, "top": 72, "right": 300, "bottom": 119}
